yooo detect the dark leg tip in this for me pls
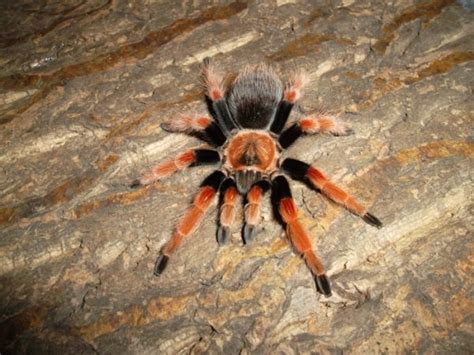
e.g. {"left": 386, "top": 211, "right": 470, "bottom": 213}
{"left": 363, "top": 212, "right": 383, "bottom": 229}
{"left": 217, "top": 226, "right": 230, "bottom": 245}
{"left": 154, "top": 254, "right": 169, "bottom": 276}
{"left": 160, "top": 122, "right": 172, "bottom": 132}
{"left": 315, "top": 274, "right": 332, "bottom": 297}
{"left": 243, "top": 224, "right": 257, "bottom": 245}
{"left": 130, "top": 179, "right": 141, "bottom": 189}
{"left": 345, "top": 127, "right": 355, "bottom": 135}
{"left": 333, "top": 127, "right": 355, "bottom": 136}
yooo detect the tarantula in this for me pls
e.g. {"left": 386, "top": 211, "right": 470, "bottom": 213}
{"left": 131, "top": 60, "right": 382, "bottom": 297}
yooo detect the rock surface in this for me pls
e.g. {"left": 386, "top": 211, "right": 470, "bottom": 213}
{"left": 0, "top": 0, "right": 473, "bottom": 353}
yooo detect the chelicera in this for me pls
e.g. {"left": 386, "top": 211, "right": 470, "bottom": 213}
{"left": 131, "top": 60, "right": 382, "bottom": 297}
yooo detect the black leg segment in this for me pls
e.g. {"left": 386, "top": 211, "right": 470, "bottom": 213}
{"left": 192, "top": 149, "right": 221, "bottom": 165}
{"left": 154, "top": 253, "right": 169, "bottom": 276}
{"left": 271, "top": 175, "right": 292, "bottom": 201}
{"left": 315, "top": 274, "right": 332, "bottom": 296}
{"left": 281, "top": 158, "right": 310, "bottom": 181}
{"left": 363, "top": 212, "right": 383, "bottom": 228}
{"left": 270, "top": 100, "right": 294, "bottom": 134}
{"left": 215, "top": 99, "right": 239, "bottom": 134}
{"left": 200, "top": 170, "right": 226, "bottom": 190}
{"left": 191, "top": 121, "right": 227, "bottom": 147}
{"left": 278, "top": 123, "right": 303, "bottom": 149}
{"left": 203, "top": 121, "right": 227, "bottom": 146}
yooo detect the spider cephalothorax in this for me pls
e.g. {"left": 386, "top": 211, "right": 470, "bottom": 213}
{"left": 131, "top": 60, "right": 382, "bottom": 297}
{"left": 223, "top": 130, "right": 279, "bottom": 193}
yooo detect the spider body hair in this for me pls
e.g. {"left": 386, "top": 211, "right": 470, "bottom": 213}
{"left": 227, "top": 64, "right": 283, "bottom": 130}
{"left": 224, "top": 130, "right": 278, "bottom": 193}
{"left": 131, "top": 61, "right": 382, "bottom": 297}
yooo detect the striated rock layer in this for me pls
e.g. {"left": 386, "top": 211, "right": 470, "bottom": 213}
{"left": 0, "top": 0, "right": 472, "bottom": 353}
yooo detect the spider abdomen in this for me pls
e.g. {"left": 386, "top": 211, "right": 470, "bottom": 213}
{"left": 227, "top": 64, "right": 283, "bottom": 129}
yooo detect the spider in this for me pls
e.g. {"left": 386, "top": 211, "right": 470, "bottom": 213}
{"left": 131, "top": 59, "right": 382, "bottom": 297}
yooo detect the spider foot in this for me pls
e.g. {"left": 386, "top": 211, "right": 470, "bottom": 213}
{"left": 130, "top": 179, "right": 141, "bottom": 189}
{"left": 154, "top": 253, "right": 169, "bottom": 276}
{"left": 333, "top": 127, "right": 354, "bottom": 136}
{"left": 363, "top": 212, "right": 383, "bottom": 229}
{"left": 217, "top": 226, "right": 230, "bottom": 245}
{"left": 160, "top": 122, "right": 174, "bottom": 132}
{"left": 315, "top": 274, "right": 332, "bottom": 297}
{"left": 243, "top": 224, "right": 257, "bottom": 244}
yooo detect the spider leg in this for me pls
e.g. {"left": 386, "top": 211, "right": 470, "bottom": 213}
{"left": 131, "top": 149, "right": 220, "bottom": 187}
{"left": 279, "top": 113, "right": 353, "bottom": 149}
{"left": 243, "top": 181, "right": 270, "bottom": 244}
{"left": 161, "top": 114, "right": 226, "bottom": 147}
{"left": 203, "top": 58, "right": 238, "bottom": 135}
{"left": 155, "top": 170, "right": 226, "bottom": 275}
{"left": 272, "top": 175, "right": 332, "bottom": 296}
{"left": 217, "top": 178, "right": 239, "bottom": 245}
{"left": 281, "top": 158, "right": 383, "bottom": 228}
{"left": 270, "top": 71, "right": 307, "bottom": 134}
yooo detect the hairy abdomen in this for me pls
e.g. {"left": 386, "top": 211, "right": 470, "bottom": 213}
{"left": 226, "top": 64, "right": 283, "bottom": 129}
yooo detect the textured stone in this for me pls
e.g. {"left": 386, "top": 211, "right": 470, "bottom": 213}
{"left": 0, "top": 0, "right": 473, "bottom": 353}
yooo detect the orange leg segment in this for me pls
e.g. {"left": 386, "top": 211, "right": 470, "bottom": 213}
{"left": 243, "top": 182, "right": 269, "bottom": 244}
{"left": 139, "top": 150, "right": 196, "bottom": 185}
{"left": 160, "top": 113, "right": 226, "bottom": 147}
{"left": 203, "top": 61, "right": 225, "bottom": 102}
{"left": 307, "top": 167, "right": 367, "bottom": 216}
{"left": 155, "top": 170, "right": 225, "bottom": 275}
{"left": 272, "top": 175, "right": 332, "bottom": 296}
{"left": 283, "top": 71, "right": 307, "bottom": 103}
{"left": 161, "top": 115, "right": 212, "bottom": 133}
{"left": 131, "top": 149, "right": 220, "bottom": 187}
{"left": 281, "top": 158, "right": 382, "bottom": 228}
{"left": 299, "top": 114, "right": 352, "bottom": 136}
{"left": 217, "top": 179, "right": 239, "bottom": 245}
{"left": 279, "top": 113, "right": 353, "bottom": 150}
{"left": 271, "top": 72, "right": 308, "bottom": 134}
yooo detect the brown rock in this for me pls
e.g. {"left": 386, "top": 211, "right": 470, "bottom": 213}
{"left": 0, "top": 0, "right": 472, "bottom": 353}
